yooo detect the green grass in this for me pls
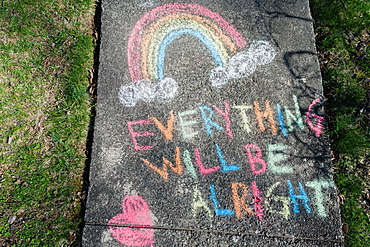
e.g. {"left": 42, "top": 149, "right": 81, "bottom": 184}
{"left": 311, "top": 0, "right": 370, "bottom": 246}
{"left": 0, "top": 0, "right": 95, "bottom": 245}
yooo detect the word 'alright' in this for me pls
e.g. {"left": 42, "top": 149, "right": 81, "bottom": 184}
{"left": 191, "top": 178, "right": 334, "bottom": 221}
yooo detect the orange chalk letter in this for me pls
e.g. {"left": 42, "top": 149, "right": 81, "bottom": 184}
{"left": 254, "top": 100, "right": 277, "bottom": 135}
{"left": 231, "top": 182, "right": 253, "bottom": 219}
{"left": 151, "top": 110, "right": 175, "bottom": 141}
{"left": 142, "top": 147, "right": 183, "bottom": 180}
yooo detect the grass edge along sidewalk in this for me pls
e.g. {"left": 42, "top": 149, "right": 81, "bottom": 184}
{"left": 311, "top": 0, "right": 370, "bottom": 246}
{"left": 0, "top": 0, "right": 96, "bottom": 245}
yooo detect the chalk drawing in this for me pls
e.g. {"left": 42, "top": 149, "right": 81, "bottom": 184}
{"left": 142, "top": 146, "right": 183, "bottom": 180}
{"left": 288, "top": 180, "right": 311, "bottom": 214}
{"left": 277, "top": 104, "right": 288, "bottom": 137}
{"left": 119, "top": 3, "right": 277, "bottom": 107}
{"left": 265, "top": 182, "right": 290, "bottom": 219}
{"left": 183, "top": 149, "right": 198, "bottom": 179}
{"left": 306, "top": 97, "right": 324, "bottom": 137}
{"left": 158, "top": 28, "right": 224, "bottom": 81}
{"left": 244, "top": 144, "right": 267, "bottom": 175}
{"left": 108, "top": 195, "right": 155, "bottom": 247}
{"left": 267, "top": 144, "right": 292, "bottom": 173}
{"left": 210, "top": 40, "right": 276, "bottom": 88}
{"left": 151, "top": 110, "right": 175, "bottom": 141}
{"left": 127, "top": 120, "right": 155, "bottom": 151}
{"left": 254, "top": 100, "right": 278, "bottom": 135}
{"left": 277, "top": 95, "right": 304, "bottom": 137}
{"left": 155, "top": 77, "right": 178, "bottom": 102}
{"left": 127, "top": 99, "right": 326, "bottom": 153}
{"left": 210, "top": 184, "right": 234, "bottom": 216}
{"left": 224, "top": 51, "right": 256, "bottom": 80}
{"left": 210, "top": 66, "right": 229, "bottom": 88}
{"left": 178, "top": 109, "right": 199, "bottom": 139}
{"left": 305, "top": 179, "right": 334, "bottom": 217}
{"left": 194, "top": 147, "right": 221, "bottom": 176}
{"left": 119, "top": 78, "right": 178, "bottom": 107}
{"left": 216, "top": 144, "right": 240, "bottom": 172}
{"left": 231, "top": 182, "right": 253, "bottom": 219}
{"left": 213, "top": 101, "right": 234, "bottom": 139}
{"left": 128, "top": 3, "right": 246, "bottom": 82}
{"left": 284, "top": 95, "right": 304, "bottom": 132}
{"left": 199, "top": 105, "right": 224, "bottom": 137}
{"left": 103, "top": 1, "right": 338, "bottom": 242}
{"left": 192, "top": 185, "right": 213, "bottom": 218}
{"left": 248, "top": 40, "right": 277, "bottom": 65}
{"left": 118, "top": 84, "right": 137, "bottom": 107}
{"left": 251, "top": 181, "right": 264, "bottom": 221}
{"left": 232, "top": 105, "right": 253, "bottom": 133}
{"left": 143, "top": 14, "right": 234, "bottom": 79}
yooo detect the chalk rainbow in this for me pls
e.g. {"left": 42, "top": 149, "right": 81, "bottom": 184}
{"left": 128, "top": 3, "right": 247, "bottom": 82}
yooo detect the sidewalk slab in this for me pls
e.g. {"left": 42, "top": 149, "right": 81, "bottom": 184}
{"left": 83, "top": 0, "right": 344, "bottom": 246}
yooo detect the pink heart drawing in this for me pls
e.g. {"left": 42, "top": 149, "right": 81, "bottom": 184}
{"left": 108, "top": 195, "right": 155, "bottom": 247}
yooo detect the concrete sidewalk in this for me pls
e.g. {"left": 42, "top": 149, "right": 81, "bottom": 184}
{"left": 82, "top": 0, "right": 344, "bottom": 246}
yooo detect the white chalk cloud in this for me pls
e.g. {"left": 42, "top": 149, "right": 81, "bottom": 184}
{"left": 210, "top": 40, "right": 277, "bottom": 88}
{"left": 119, "top": 78, "right": 178, "bottom": 107}
{"left": 119, "top": 40, "right": 276, "bottom": 107}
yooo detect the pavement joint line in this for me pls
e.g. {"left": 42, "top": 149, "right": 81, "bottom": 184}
{"left": 85, "top": 222, "right": 344, "bottom": 243}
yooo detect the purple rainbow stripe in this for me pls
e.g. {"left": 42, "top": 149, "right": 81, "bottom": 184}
{"left": 127, "top": 3, "right": 247, "bottom": 82}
